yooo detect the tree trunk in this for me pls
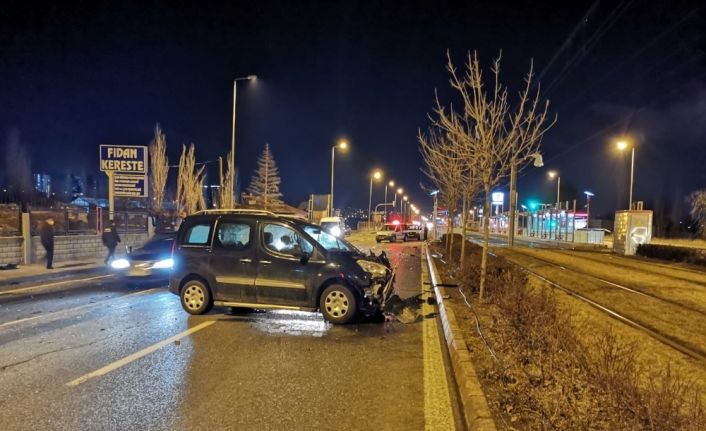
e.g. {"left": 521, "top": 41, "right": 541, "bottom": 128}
{"left": 447, "top": 209, "right": 454, "bottom": 262}
{"left": 479, "top": 188, "right": 491, "bottom": 300}
{"left": 460, "top": 196, "right": 467, "bottom": 266}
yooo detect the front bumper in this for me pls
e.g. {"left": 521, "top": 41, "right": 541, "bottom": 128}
{"left": 363, "top": 269, "right": 395, "bottom": 310}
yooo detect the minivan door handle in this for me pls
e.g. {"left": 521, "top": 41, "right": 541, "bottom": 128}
{"left": 239, "top": 258, "right": 252, "bottom": 263}
{"left": 259, "top": 260, "right": 272, "bottom": 265}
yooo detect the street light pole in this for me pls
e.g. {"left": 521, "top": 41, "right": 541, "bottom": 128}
{"left": 329, "top": 140, "right": 348, "bottom": 216}
{"left": 330, "top": 146, "right": 335, "bottom": 216}
{"left": 231, "top": 75, "right": 256, "bottom": 204}
{"left": 368, "top": 170, "right": 382, "bottom": 231}
{"left": 629, "top": 146, "right": 635, "bottom": 210}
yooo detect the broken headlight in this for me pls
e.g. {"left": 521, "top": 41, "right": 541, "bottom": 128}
{"left": 357, "top": 259, "right": 388, "bottom": 278}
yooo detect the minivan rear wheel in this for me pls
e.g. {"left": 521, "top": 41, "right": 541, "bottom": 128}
{"left": 320, "top": 284, "right": 357, "bottom": 324}
{"left": 180, "top": 279, "right": 212, "bottom": 315}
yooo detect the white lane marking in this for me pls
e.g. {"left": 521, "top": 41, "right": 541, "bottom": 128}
{"left": 0, "top": 275, "right": 114, "bottom": 295}
{"left": 66, "top": 320, "right": 216, "bottom": 387}
{"left": 0, "top": 288, "right": 161, "bottom": 330}
{"left": 421, "top": 248, "right": 455, "bottom": 430}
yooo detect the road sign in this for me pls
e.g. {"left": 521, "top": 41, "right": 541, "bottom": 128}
{"left": 100, "top": 145, "right": 148, "bottom": 173}
{"left": 113, "top": 173, "right": 148, "bottom": 198}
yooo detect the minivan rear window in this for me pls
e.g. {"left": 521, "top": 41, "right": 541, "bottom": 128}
{"left": 183, "top": 223, "right": 211, "bottom": 245}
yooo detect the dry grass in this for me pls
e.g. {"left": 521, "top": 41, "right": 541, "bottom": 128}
{"left": 433, "top": 240, "right": 705, "bottom": 430}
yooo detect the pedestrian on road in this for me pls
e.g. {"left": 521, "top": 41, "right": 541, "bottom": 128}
{"left": 39, "top": 218, "right": 55, "bottom": 269}
{"left": 102, "top": 221, "right": 121, "bottom": 264}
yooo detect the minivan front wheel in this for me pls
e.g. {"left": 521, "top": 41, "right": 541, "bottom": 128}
{"left": 320, "top": 284, "right": 357, "bottom": 324}
{"left": 180, "top": 279, "right": 212, "bottom": 315}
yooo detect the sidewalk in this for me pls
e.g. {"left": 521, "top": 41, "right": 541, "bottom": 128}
{"left": 0, "top": 258, "right": 108, "bottom": 287}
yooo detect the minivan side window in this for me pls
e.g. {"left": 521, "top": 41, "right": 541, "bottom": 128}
{"left": 215, "top": 222, "right": 251, "bottom": 250}
{"left": 183, "top": 223, "right": 212, "bottom": 246}
{"left": 262, "top": 224, "right": 314, "bottom": 257}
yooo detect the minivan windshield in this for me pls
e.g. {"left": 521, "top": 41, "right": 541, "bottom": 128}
{"left": 304, "top": 226, "right": 358, "bottom": 252}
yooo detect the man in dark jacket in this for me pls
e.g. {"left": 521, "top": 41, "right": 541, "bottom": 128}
{"left": 102, "top": 221, "right": 121, "bottom": 264}
{"left": 39, "top": 218, "right": 55, "bottom": 269}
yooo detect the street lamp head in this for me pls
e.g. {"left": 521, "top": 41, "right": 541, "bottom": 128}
{"left": 373, "top": 170, "right": 382, "bottom": 180}
{"left": 247, "top": 75, "right": 257, "bottom": 81}
{"left": 337, "top": 139, "right": 348, "bottom": 150}
{"left": 403, "top": 196, "right": 408, "bottom": 201}
{"left": 397, "top": 188, "right": 403, "bottom": 194}
{"left": 616, "top": 140, "right": 629, "bottom": 151}
{"left": 584, "top": 191, "right": 595, "bottom": 197}
{"left": 388, "top": 180, "right": 395, "bottom": 187}
{"left": 548, "top": 171, "right": 557, "bottom": 179}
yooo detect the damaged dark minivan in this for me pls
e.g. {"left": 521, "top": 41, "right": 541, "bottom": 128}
{"left": 168, "top": 210, "right": 394, "bottom": 324}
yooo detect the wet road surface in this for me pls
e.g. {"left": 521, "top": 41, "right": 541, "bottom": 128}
{"left": 0, "top": 239, "right": 463, "bottom": 430}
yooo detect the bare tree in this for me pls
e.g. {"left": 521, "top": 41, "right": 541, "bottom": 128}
{"left": 247, "top": 143, "right": 284, "bottom": 210}
{"left": 689, "top": 190, "right": 706, "bottom": 238}
{"left": 149, "top": 124, "right": 169, "bottom": 212}
{"left": 419, "top": 128, "right": 465, "bottom": 261}
{"left": 459, "top": 168, "right": 481, "bottom": 265}
{"left": 432, "top": 51, "right": 556, "bottom": 299}
{"left": 176, "top": 144, "right": 206, "bottom": 215}
{"left": 219, "top": 151, "right": 235, "bottom": 208}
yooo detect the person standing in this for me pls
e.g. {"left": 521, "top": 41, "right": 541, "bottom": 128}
{"left": 39, "top": 218, "right": 55, "bottom": 269}
{"left": 102, "top": 221, "right": 121, "bottom": 264}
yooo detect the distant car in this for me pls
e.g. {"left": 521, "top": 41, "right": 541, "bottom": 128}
{"left": 320, "top": 216, "right": 347, "bottom": 237}
{"left": 110, "top": 233, "right": 176, "bottom": 278}
{"left": 404, "top": 224, "right": 422, "bottom": 240}
{"left": 376, "top": 223, "right": 407, "bottom": 243}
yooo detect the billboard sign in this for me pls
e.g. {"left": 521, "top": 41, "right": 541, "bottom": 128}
{"left": 100, "top": 145, "right": 148, "bottom": 173}
{"left": 491, "top": 192, "right": 504, "bottom": 205}
{"left": 113, "top": 173, "right": 148, "bottom": 198}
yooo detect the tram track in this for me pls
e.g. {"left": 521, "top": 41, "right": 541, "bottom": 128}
{"left": 507, "top": 247, "right": 706, "bottom": 316}
{"left": 490, "top": 249, "right": 706, "bottom": 364}
{"left": 547, "top": 248, "right": 706, "bottom": 288}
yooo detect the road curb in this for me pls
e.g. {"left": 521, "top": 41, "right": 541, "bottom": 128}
{"left": 0, "top": 266, "right": 107, "bottom": 289}
{"left": 424, "top": 243, "right": 496, "bottom": 431}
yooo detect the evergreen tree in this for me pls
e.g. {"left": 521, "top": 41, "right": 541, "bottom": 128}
{"left": 247, "top": 143, "right": 283, "bottom": 210}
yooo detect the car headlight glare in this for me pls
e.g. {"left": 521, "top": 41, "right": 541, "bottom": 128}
{"left": 151, "top": 258, "right": 174, "bottom": 269}
{"left": 111, "top": 259, "right": 130, "bottom": 269}
{"left": 330, "top": 225, "right": 342, "bottom": 237}
{"left": 357, "top": 260, "right": 388, "bottom": 278}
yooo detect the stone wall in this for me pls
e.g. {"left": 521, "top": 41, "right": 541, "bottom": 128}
{"left": 0, "top": 236, "right": 23, "bottom": 265}
{"left": 30, "top": 233, "right": 149, "bottom": 264}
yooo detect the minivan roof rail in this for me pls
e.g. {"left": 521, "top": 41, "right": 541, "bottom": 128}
{"left": 193, "top": 209, "right": 279, "bottom": 217}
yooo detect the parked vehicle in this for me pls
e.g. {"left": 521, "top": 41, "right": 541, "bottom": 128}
{"left": 110, "top": 233, "right": 176, "bottom": 278}
{"left": 375, "top": 223, "right": 407, "bottom": 243}
{"left": 404, "top": 224, "right": 422, "bottom": 240}
{"left": 319, "top": 216, "right": 347, "bottom": 237}
{"left": 168, "top": 210, "right": 394, "bottom": 324}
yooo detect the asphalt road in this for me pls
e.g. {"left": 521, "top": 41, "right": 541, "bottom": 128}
{"left": 0, "top": 238, "right": 463, "bottom": 430}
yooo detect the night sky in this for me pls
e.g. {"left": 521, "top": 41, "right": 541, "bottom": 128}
{"left": 1, "top": 0, "right": 704, "bottom": 221}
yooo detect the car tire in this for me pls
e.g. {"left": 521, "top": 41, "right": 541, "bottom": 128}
{"left": 180, "top": 279, "right": 212, "bottom": 315}
{"left": 376, "top": 238, "right": 381, "bottom": 243}
{"left": 320, "top": 284, "right": 357, "bottom": 324}
{"left": 403, "top": 234, "right": 408, "bottom": 242}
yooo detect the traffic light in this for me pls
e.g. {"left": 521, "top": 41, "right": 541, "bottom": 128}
{"left": 528, "top": 200, "right": 539, "bottom": 211}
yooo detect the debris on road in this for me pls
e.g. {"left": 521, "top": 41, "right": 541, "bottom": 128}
{"left": 383, "top": 294, "right": 424, "bottom": 324}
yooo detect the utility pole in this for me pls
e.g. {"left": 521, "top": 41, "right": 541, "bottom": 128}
{"left": 508, "top": 163, "right": 517, "bottom": 247}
